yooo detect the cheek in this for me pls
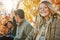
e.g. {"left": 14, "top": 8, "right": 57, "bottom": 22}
{"left": 7, "top": 24, "right": 10, "bottom": 28}
{"left": 40, "top": 10, "right": 50, "bottom": 16}
{"left": 16, "top": 18, "right": 18, "bottom": 21}
{"left": 39, "top": 9, "right": 42, "bottom": 14}
{"left": 44, "top": 8, "right": 50, "bottom": 14}
{"left": 45, "top": 8, "right": 50, "bottom": 13}
{"left": 15, "top": 17, "right": 18, "bottom": 22}
{"left": 8, "top": 23, "right": 11, "bottom": 26}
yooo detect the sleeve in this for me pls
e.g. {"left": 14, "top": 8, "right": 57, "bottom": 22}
{"left": 25, "top": 24, "right": 33, "bottom": 35}
{"left": 20, "top": 23, "right": 33, "bottom": 40}
{"left": 25, "top": 28, "right": 39, "bottom": 40}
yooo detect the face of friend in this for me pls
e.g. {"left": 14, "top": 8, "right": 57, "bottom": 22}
{"left": 38, "top": 3, "right": 50, "bottom": 17}
{"left": 7, "top": 22, "right": 12, "bottom": 28}
{"left": 15, "top": 15, "right": 21, "bottom": 23}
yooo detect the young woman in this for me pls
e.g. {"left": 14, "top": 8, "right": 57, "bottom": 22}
{"left": 25, "top": 1, "right": 60, "bottom": 40}
{"left": 36, "top": 1, "right": 60, "bottom": 40}
{"left": 4, "top": 21, "right": 15, "bottom": 40}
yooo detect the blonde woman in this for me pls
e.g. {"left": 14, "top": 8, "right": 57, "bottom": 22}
{"left": 25, "top": 1, "right": 60, "bottom": 40}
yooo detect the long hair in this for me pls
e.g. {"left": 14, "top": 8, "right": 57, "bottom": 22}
{"left": 37, "top": 1, "right": 59, "bottom": 40}
{"left": 7, "top": 21, "right": 14, "bottom": 31}
{"left": 36, "top": 1, "right": 56, "bottom": 31}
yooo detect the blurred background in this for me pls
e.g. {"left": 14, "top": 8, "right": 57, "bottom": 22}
{"left": 0, "top": 0, "right": 60, "bottom": 34}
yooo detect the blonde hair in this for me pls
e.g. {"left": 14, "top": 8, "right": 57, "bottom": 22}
{"left": 36, "top": 1, "right": 55, "bottom": 29}
{"left": 38, "top": 1, "right": 55, "bottom": 15}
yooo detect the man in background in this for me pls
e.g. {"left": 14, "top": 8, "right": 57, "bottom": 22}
{"left": 14, "top": 9, "right": 33, "bottom": 40}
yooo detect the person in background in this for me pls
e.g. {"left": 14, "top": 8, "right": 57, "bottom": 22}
{"left": 4, "top": 21, "right": 15, "bottom": 40}
{"left": 14, "top": 9, "right": 33, "bottom": 40}
{"left": 12, "top": 16, "right": 17, "bottom": 37}
{"left": 0, "top": 23, "right": 8, "bottom": 40}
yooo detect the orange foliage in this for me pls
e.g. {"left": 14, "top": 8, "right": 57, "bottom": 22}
{"left": 32, "top": 0, "right": 40, "bottom": 6}
{"left": 49, "top": 0, "right": 60, "bottom": 11}
{"left": 23, "top": 0, "right": 40, "bottom": 24}
{"left": 49, "top": 0, "right": 60, "bottom": 5}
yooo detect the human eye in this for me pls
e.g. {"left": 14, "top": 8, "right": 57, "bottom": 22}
{"left": 44, "top": 6, "right": 48, "bottom": 8}
{"left": 39, "top": 7, "right": 42, "bottom": 9}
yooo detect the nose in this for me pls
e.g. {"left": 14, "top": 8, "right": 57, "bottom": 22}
{"left": 41, "top": 8, "right": 44, "bottom": 11}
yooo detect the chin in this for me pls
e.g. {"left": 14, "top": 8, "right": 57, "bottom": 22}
{"left": 16, "top": 22, "right": 18, "bottom": 23}
{"left": 15, "top": 21, "right": 18, "bottom": 23}
{"left": 40, "top": 14, "right": 48, "bottom": 17}
{"left": 41, "top": 15, "right": 47, "bottom": 17}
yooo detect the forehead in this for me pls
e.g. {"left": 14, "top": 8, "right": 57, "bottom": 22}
{"left": 39, "top": 3, "right": 47, "bottom": 7}
{"left": 7, "top": 22, "right": 11, "bottom": 24}
{"left": 15, "top": 15, "right": 18, "bottom": 17}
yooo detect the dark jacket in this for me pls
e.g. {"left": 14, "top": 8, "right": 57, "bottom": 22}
{"left": 6, "top": 28, "right": 15, "bottom": 38}
{"left": 13, "top": 17, "right": 17, "bottom": 37}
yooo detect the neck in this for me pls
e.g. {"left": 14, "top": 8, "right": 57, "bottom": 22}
{"left": 18, "top": 19, "right": 23, "bottom": 23}
{"left": 44, "top": 15, "right": 49, "bottom": 21}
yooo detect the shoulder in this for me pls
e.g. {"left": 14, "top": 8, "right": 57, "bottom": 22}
{"left": 23, "top": 20, "right": 33, "bottom": 28}
{"left": 53, "top": 17, "right": 60, "bottom": 27}
{"left": 26, "top": 21, "right": 33, "bottom": 28}
{"left": 24, "top": 20, "right": 31, "bottom": 26}
{"left": 56, "top": 18, "right": 60, "bottom": 25}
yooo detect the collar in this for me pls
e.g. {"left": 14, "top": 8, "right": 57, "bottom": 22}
{"left": 43, "top": 14, "right": 53, "bottom": 24}
{"left": 18, "top": 19, "right": 26, "bottom": 26}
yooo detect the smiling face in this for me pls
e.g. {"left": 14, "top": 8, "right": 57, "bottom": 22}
{"left": 38, "top": 3, "right": 50, "bottom": 17}
{"left": 15, "top": 15, "right": 22, "bottom": 23}
{"left": 7, "top": 22, "right": 13, "bottom": 28}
